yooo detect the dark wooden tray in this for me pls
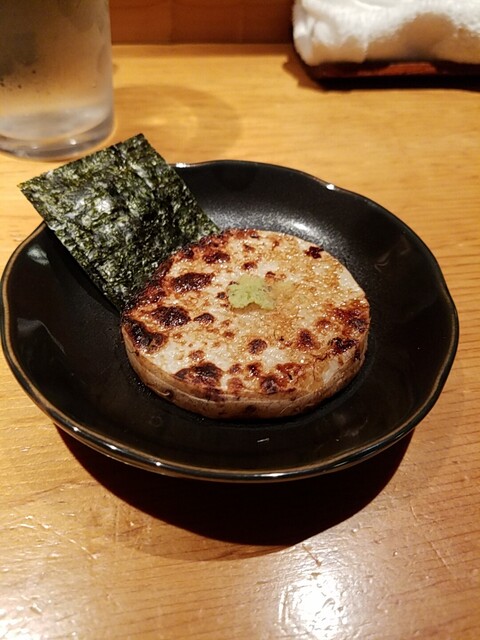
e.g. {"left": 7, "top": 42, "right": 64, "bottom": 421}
{"left": 306, "top": 60, "right": 480, "bottom": 79}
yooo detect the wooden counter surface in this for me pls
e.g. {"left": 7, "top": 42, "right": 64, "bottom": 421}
{"left": 1, "top": 45, "right": 479, "bottom": 639}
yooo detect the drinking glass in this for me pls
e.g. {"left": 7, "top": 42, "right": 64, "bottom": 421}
{"left": 0, "top": 0, "right": 114, "bottom": 159}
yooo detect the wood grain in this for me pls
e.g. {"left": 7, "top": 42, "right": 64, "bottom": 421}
{"left": 109, "top": 0, "right": 293, "bottom": 43}
{"left": 1, "top": 44, "right": 479, "bottom": 639}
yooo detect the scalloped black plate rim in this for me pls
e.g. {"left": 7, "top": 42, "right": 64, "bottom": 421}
{"left": 0, "top": 309, "right": 439, "bottom": 484}
{"left": 0, "top": 160, "right": 459, "bottom": 482}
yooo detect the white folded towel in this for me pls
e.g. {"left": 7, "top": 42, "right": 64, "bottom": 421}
{"left": 293, "top": 0, "right": 480, "bottom": 66}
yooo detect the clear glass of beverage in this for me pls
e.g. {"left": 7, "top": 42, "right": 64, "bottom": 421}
{"left": 0, "top": 0, "right": 114, "bottom": 159}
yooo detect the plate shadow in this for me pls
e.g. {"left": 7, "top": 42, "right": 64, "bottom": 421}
{"left": 60, "top": 428, "right": 412, "bottom": 548}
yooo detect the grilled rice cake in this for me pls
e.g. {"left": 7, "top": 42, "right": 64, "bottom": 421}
{"left": 121, "top": 229, "right": 370, "bottom": 419}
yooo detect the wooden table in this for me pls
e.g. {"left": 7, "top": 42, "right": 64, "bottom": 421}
{"left": 1, "top": 45, "right": 479, "bottom": 639}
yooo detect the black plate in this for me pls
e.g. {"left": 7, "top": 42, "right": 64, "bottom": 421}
{"left": 1, "top": 161, "right": 458, "bottom": 482}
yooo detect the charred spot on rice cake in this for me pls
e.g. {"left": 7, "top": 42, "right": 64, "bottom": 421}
{"left": 306, "top": 245, "right": 324, "bottom": 258}
{"left": 297, "top": 329, "right": 316, "bottom": 350}
{"left": 121, "top": 228, "right": 370, "bottom": 419}
{"left": 194, "top": 312, "right": 215, "bottom": 324}
{"left": 123, "top": 320, "right": 167, "bottom": 353}
{"left": 153, "top": 305, "right": 190, "bottom": 328}
{"left": 203, "top": 250, "right": 230, "bottom": 264}
{"left": 172, "top": 272, "right": 213, "bottom": 293}
{"left": 248, "top": 339, "right": 268, "bottom": 354}
{"left": 175, "top": 362, "right": 222, "bottom": 387}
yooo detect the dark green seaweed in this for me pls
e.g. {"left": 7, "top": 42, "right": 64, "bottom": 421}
{"left": 19, "top": 134, "right": 219, "bottom": 309}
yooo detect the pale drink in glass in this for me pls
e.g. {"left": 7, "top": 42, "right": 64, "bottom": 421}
{"left": 0, "top": 0, "right": 114, "bottom": 159}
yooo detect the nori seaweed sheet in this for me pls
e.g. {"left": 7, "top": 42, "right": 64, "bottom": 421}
{"left": 19, "top": 134, "right": 219, "bottom": 309}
